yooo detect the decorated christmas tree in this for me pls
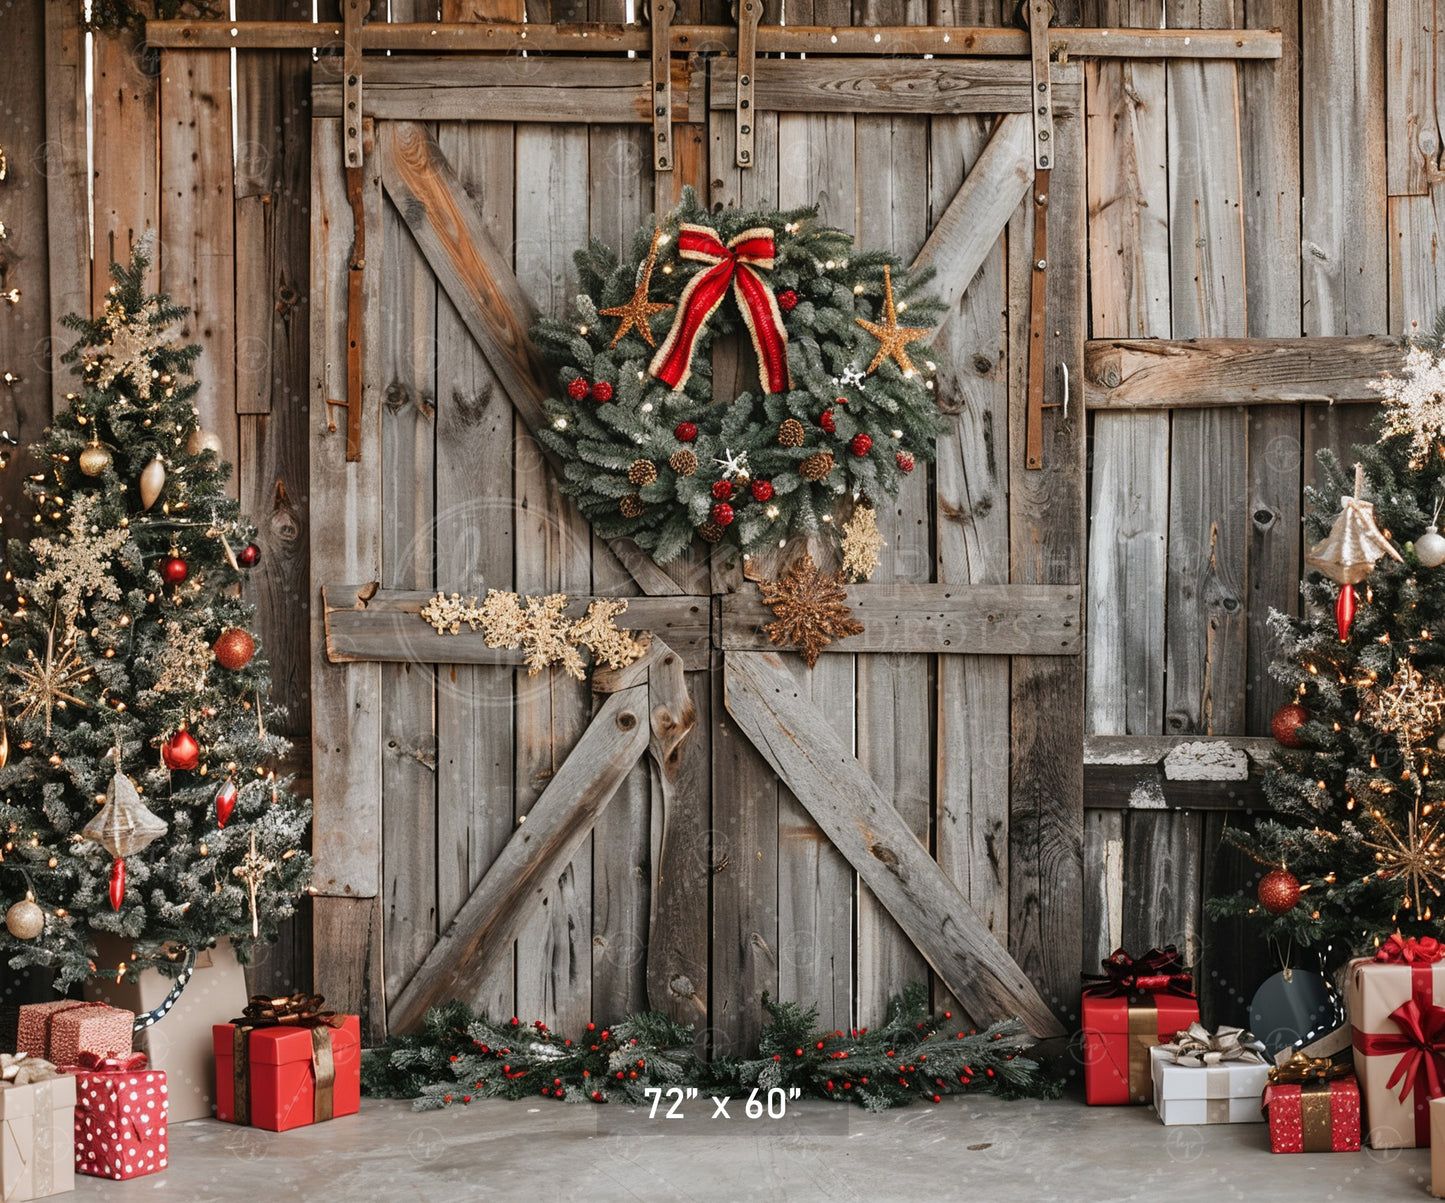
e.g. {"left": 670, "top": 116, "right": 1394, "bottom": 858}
{"left": 1210, "top": 323, "right": 1445, "bottom": 954}
{"left": 0, "top": 240, "right": 310, "bottom": 987}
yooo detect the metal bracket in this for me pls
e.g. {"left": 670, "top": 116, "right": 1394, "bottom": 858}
{"left": 650, "top": 0, "right": 674, "bottom": 172}
{"left": 1024, "top": 0, "right": 1053, "bottom": 471}
{"left": 342, "top": 0, "right": 364, "bottom": 170}
{"left": 735, "top": 0, "right": 761, "bottom": 167}
{"left": 327, "top": 118, "right": 369, "bottom": 465}
{"left": 1027, "top": 0, "right": 1053, "bottom": 171}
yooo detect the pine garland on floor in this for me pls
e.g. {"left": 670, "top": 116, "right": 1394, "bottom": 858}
{"left": 362, "top": 985, "right": 1061, "bottom": 1112}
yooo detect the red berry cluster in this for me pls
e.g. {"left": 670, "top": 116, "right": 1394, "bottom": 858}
{"left": 565, "top": 377, "right": 613, "bottom": 402}
{"left": 777, "top": 289, "right": 798, "bottom": 311}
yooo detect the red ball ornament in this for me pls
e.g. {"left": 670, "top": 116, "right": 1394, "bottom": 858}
{"left": 238, "top": 543, "right": 261, "bottom": 568}
{"left": 567, "top": 377, "right": 589, "bottom": 401}
{"left": 751, "top": 479, "right": 774, "bottom": 502}
{"left": 819, "top": 409, "right": 836, "bottom": 433}
{"left": 159, "top": 556, "right": 189, "bottom": 586}
{"left": 162, "top": 728, "right": 200, "bottom": 772}
{"left": 896, "top": 450, "right": 915, "bottom": 473}
{"left": 851, "top": 432, "right": 873, "bottom": 457}
{"left": 214, "top": 779, "right": 238, "bottom": 829}
{"left": 1257, "top": 868, "right": 1302, "bottom": 915}
{"left": 778, "top": 289, "right": 798, "bottom": 311}
{"left": 675, "top": 422, "right": 697, "bottom": 443}
{"left": 1271, "top": 702, "right": 1309, "bottom": 749}
{"left": 590, "top": 381, "right": 614, "bottom": 403}
{"left": 711, "top": 479, "right": 733, "bottom": 501}
{"left": 109, "top": 858, "right": 125, "bottom": 911}
{"left": 712, "top": 502, "right": 735, "bottom": 527}
{"left": 213, "top": 628, "right": 256, "bottom": 671}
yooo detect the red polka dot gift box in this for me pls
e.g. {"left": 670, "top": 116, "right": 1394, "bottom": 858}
{"left": 68, "top": 1051, "right": 167, "bottom": 1181}
{"left": 213, "top": 995, "right": 359, "bottom": 1132}
{"left": 1261, "top": 1053, "right": 1361, "bottom": 1153}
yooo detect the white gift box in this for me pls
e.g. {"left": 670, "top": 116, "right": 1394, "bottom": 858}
{"left": 1150, "top": 1044, "right": 1270, "bottom": 1125}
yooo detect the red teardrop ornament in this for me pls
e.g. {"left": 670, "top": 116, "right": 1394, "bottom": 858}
{"left": 162, "top": 728, "right": 200, "bottom": 771}
{"left": 109, "top": 858, "right": 125, "bottom": 911}
{"left": 215, "top": 779, "right": 238, "bottom": 829}
{"left": 1335, "top": 583, "right": 1357, "bottom": 641}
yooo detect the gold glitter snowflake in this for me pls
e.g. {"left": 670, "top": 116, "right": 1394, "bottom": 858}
{"left": 82, "top": 297, "right": 173, "bottom": 399}
{"left": 420, "top": 590, "right": 644, "bottom": 680}
{"left": 152, "top": 620, "right": 213, "bottom": 694}
{"left": 28, "top": 495, "right": 130, "bottom": 627}
{"left": 840, "top": 504, "right": 885, "bottom": 582}
{"left": 760, "top": 554, "right": 865, "bottom": 668}
{"left": 1363, "top": 659, "right": 1445, "bottom": 757}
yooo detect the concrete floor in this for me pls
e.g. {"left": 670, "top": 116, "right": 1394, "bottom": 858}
{"left": 66, "top": 1095, "right": 1436, "bottom": 1202}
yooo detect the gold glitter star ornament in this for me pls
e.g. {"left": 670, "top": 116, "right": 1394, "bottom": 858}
{"left": 856, "top": 265, "right": 933, "bottom": 377}
{"left": 760, "top": 554, "right": 865, "bottom": 668}
{"left": 599, "top": 228, "right": 674, "bottom": 349}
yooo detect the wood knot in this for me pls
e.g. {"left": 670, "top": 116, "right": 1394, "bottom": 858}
{"left": 617, "top": 711, "right": 638, "bottom": 731}
{"left": 869, "top": 842, "right": 901, "bottom": 873}
{"left": 669, "top": 974, "right": 695, "bottom": 997}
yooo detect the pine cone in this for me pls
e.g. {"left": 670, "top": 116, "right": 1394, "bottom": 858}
{"left": 799, "top": 451, "right": 835, "bottom": 482}
{"left": 669, "top": 449, "right": 699, "bottom": 477}
{"left": 620, "top": 494, "right": 645, "bottom": 518}
{"left": 698, "top": 521, "right": 725, "bottom": 544}
{"left": 628, "top": 458, "right": 659, "bottom": 487}
{"left": 778, "top": 418, "right": 806, "bottom": 448}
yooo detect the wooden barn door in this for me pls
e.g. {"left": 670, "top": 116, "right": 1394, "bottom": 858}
{"left": 307, "top": 53, "right": 1085, "bottom": 1047}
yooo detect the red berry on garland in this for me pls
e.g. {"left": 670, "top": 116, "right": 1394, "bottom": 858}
{"left": 1257, "top": 867, "right": 1301, "bottom": 915}
{"left": 835, "top": 396, "right": 848, "bottom": 406}
{"left": 675, "top": 421, "right": 697, "bottom": 442}
{"left": 896, "top": 450, "right": 915, "bottom": 473}
{"left": 711, "top": 479, "right": 733, "bottom": 501}
{"left": 1271, "top": 702, "right": 1309, "bottom": 749}
{"left": 590, "top": 380, "right": 614, "bottom": 403}
{"left": 567, "top": 377, "right": 589, "bottom": 401}
{"left": 778, "top": 289, "right": 798, "bottom": 311}
{"left": 215, "top": 779, "right": 238, "bottom": 829}
{"left": 751, "top": 479, "right": 774, "bottom": 502}
{"left": 238, "top": 542, "right": 262, "bottom": 568}
{"left": 819, "top": 409, "right": 836, "bottom": 433}
{"left": 712, "top": 502, "right": 735, "bottom": 527}
{"left": 162, "top": 728, "right": 200, "bottom": 772}
{"left": 213, "top": 628, "right": 256, "bottom": 671}
{"left": 851, "top": 432, "right": 873, "bottom": 457}
{"left": 160, "top": 556, "right": 189, "bottom": 586}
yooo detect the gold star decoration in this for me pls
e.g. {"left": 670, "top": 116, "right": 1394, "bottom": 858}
{"left": 840, "top": 504, "right": 885, "bottom": 583}
{"left": 855, "top": 265, "right": 932, "bottom": 377}
{"left": 233, "top": 831, "right": 277, "bottom": 938}
{"left": 1362, "top": 800, "right": 1445, "bottom": 919}
{"left": 1363, "top": 659, "right": 1445, "bottom": 759}
{"left": 599, "top": 227, "right": 673, "bottom": 350}
{"left": 9, "top": 617, "right": 93, "bottom": 737}
{"left": 760, "top": 553, "right": 865, "bottom": 669}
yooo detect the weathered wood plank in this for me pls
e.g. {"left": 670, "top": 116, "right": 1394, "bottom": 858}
{"left": 708, "top": 58, "right": 1035, "bottom": 114}
{"left": 159, "top": 50, "right": 238, "bottom": 491}
{"left": 91, "top": 26, "right": 158, "bottom": 309}
{"left": 323, "top": 585, "right": 711, "bottom": 669}
{"left": 721, "top": 583, "right": 1080, "bottom": 655}
{"left": 309, "top": 119, "right": 384, "bottom": 905}
{"left": 1081, "top": 809, "right": 1124, "bottom": 972}
{"left": 1385, "top": 0, "right": 1436, "bottom": 197}
{"left": 387, "top": 683, "right": 651, "bottom": 1033}
{"left": 725, "top": 652, "right": 1065, "bottom": 1037}
{"left": 1084, "top": 765, "right": 1266, "bottom": 810}
{"left": 373, "top": 119, "right": 683, "bottom": 598}
{"left": 1085, "top": 733, "right": 1276, "bottom": 765}
{"left": 1085, "top": 337, "right": 1402, "bottom": 409}
{"left": 1121, "top": 810, "right": 1203, "bottom": 966}
{"left": 311, "top": 896, "right": 386, "bottom": 1044}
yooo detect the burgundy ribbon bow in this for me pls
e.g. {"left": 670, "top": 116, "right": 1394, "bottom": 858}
{"left": 649, "top": 224, "right": 791, "bottom": 395}
{"left": 230, "top": 992, "right": 343, "bottom": 1031}
{"left": 1376, "top": 933, "right": 1445, "bottom": 964}
{"left": 74, "top": 1050, "right": 148, "bottom": 1073}
{"left": 1081, "top": 946, "right": 1196, "bottom": 999}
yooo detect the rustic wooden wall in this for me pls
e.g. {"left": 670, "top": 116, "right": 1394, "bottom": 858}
{"left": 0, "top": 0, "right": 1436, "bottom": 1032}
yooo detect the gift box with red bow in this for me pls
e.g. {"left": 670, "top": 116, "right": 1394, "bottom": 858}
{"left": 15, "top": 1000, "right": 133, "bottom": 1069}
{"left": 68, "top": 1051, "right": 166, "bottom": 1181}
{"left": 1344, "top": 933, "right": 1445, "bottom": 1148}
{"left": 1081, "top": 946, "right": 1199, "bottom": 1105}
{"left": 1262, "top": 1052, "right": 1361, "bottom": 1153}
{"left": 213, "top": 994, "right": 359, "bottom": 1132}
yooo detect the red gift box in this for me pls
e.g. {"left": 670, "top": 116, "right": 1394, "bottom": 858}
{"left": 214, "top": 1001, "right": 358, "bottom": 1132}
{"left": 1080, "top": 946, "right": 1199, "bottom": 1105}
{"left": 16, "top": 1001, "right": 133, "bottom": 1068}
{"left": 1263, "top": 1077, "right": 1361, "bottom": 1153}
{"left": 70, "top": 1052, "right": 167, "bottom": 1181}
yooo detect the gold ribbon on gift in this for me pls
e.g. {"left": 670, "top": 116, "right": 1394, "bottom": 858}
{"left": 1127, "top": 1006, "right": 1158, "bottom": 1101}
{"left": 0, "top": 1055, "right": 62, "bottom": 1199}
{"left": 1161, "top": 1021, "right": 1268, "bottom": 1068}
{"left": 1268, "top": 1051, "right": 1353, "bottom": 1085}
{"left": 1204, "top": 1066, "right": 1234, "bottom": 1124}
{"left": 1299, "top": 1084, "right": 1335, "bottom": 1152}
{"left": 229, "top": 993, "right": 344, "bottom": 1126}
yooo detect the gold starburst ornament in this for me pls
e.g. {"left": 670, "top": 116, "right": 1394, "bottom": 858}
{"left": 1362, "top": 800, "right": 1445, "bottom": 919}
{"left": 9, "top": 619, "right": 93, "bottom": 737}
{"left": 760, "top": 554, "right": 865, "bottom": 668}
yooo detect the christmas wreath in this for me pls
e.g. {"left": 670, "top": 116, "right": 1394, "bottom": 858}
{"left": 531, "top": 190, "right": 946, "bottom": 567}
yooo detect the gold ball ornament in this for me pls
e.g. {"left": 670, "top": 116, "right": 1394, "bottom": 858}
{"left": 186, "top": 428, "right": 223, "bottom": 457}
{"left": 213, "top": 628, "right": 256, "bottom": 671}
{"left": 4, "top": 898, "right": 44, "bottom": 940}
{"left": 627, "top": 458, "right": 659, "bottom": 487}
{"left": 139, "top": 457, "right": 166, "bottom": 510}
{"left": 78, "top": 440, "right": 113, "bottom": 477}
{"left": 778, "top": 418, "right": 806, "bottom": 448}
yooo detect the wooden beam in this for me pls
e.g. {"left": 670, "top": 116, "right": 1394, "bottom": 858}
{"left": 150, "top": 20, "right": 1283, "bottom": 59}
{"left": 1084, "top": 733, "right": 1277, "bottom": 766}
{"left": 719, "top": 583, "right": 1080, "bottom": 656}
{"left": 372, "top": 120, "right": 682, "bottom": 598}
{"left": 387, "top": 682, "right": 652, "bottom": 1032}
{"left": 724, "top": 651, "right": 1066, "bottom": 1038}
{"left": 1084, "top": 765, "right": 1266, "bottom": 810}
{"left": 1085, "top": 336, "right": 1401, "bottom": 410}
{"left": 322, "top": 584, "right": 711, "bottom": 670}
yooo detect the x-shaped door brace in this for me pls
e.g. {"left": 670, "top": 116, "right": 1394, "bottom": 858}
{"left": 385, "top": 639, "right": 1065, "bottom": 1040}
